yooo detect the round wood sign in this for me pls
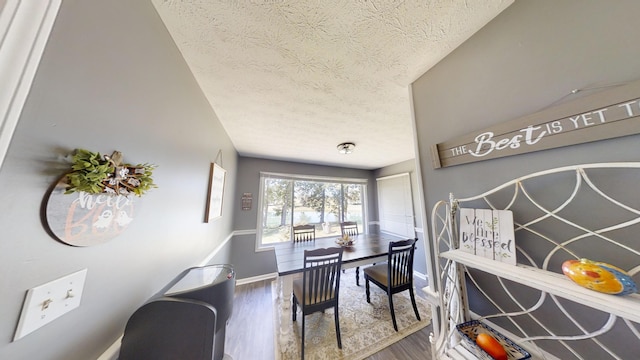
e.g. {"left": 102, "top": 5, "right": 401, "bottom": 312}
{"left": 45, "top": 176, "right": 137, "bottom": 246}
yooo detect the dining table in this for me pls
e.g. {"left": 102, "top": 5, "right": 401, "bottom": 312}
{"left": 272, "top": 232, "right": 410, "bottom": 347}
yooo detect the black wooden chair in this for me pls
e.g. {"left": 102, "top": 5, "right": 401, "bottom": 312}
{"left": 292, "top": 247, "right": 344, "bottom": 360}
{"left": 340, "top": 221, "right": 358, "bottom": 237}
{"left": 364, "top": 238, "right": 420, "bottom": 331}
{"left": 292, "top": 224, "right": 315, "bottom": 243}
{"left": 340, "top": 221, "right": 363, "bottom": 285}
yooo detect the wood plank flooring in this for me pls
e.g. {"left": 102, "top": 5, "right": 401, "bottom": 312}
{"left": 224, "top": 271, "right": 433, "bottom": 359}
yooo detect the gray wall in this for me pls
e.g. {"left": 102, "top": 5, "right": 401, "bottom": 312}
{"left": 411, "top": 0, "right": 640, "bottom": 356}
{"left": 0, "top": 1, "right": 237, "bottom": 359}
{"left": 231, "top": 156, "right": 378, "bottom": 280}
{"left": 373, "top": 159, "right": 427, "bottom": 276}
{"left": 413, "top": 0, "right": 640, "bottom": 216}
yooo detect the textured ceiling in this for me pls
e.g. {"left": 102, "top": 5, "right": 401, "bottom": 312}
{"left": 152, "top": 0, "right": 513, "bottom": 169}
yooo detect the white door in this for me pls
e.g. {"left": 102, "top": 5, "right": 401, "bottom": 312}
{"left": 376, "top": 173, "right": 415, "bottom": 237}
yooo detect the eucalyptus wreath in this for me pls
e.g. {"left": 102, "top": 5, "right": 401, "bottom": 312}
{"left": 64, "top": 149, "right": 157, "bottom": 196}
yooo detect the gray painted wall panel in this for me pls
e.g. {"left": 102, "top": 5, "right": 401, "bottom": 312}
{"left": 411, "top": 0, "right": 640, "bottom": 357}
{"left": 413, "top": 0, "right": 640, "bottom": 225}
{"left": 0, "top": 1, "right": 236, "bottom": 359}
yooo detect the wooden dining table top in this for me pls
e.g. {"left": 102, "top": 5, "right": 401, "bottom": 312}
{"left": 273, "top": 232, "right": 409, "bottom": 276}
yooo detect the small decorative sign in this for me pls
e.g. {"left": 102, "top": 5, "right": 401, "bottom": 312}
{"left": 45, "top": 177, "right": 136, "bottom": 246}
{"left": 241, "top": 192, "right": 252, "bottom": 211}
{"left": 459, "top": 208, "right": 515, "bottom": 264}
{"left": 432, "top": 79, "right": 640, "bottom": 168}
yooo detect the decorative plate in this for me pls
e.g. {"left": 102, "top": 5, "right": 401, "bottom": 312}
{"left": 562, "top": 258, "right": 637, "bottom": 295}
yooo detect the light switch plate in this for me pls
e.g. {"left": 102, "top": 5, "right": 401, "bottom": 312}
{"left": 14, "top": 269, "right": 88, "bottom": 341}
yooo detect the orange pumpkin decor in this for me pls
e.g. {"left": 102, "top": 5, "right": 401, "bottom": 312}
{"left": 476, "top": 333, "right": 508, "bottom": 360}
{"left": 562, "top": 258, "right": 637, "bottom": 295}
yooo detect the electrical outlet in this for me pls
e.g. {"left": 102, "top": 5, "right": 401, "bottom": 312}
{"left": 13, "top": 269, "right": 88, "bottom": 341}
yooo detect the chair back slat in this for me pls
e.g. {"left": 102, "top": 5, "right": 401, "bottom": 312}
{"left": 340, "top": 221, "right": 359, "bottom": 237}
{"left": 303, "top": 247, "right": 343, "bottom": 305}
{"left": 293, "top": 224, "right": 316, "bottom": 243}
{"left": 387, "top": 239, "right": 416, "bottom": 288}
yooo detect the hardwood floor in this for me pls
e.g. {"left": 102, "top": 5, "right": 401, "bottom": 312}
{"left": 224, "top": 272, "right": 433, "bottom": 360}
{"left": 224, "top": 280, "right": 275, "bottom": 360}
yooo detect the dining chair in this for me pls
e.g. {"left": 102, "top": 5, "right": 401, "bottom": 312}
{"left": 340, "top": 221, "right": 359, "bottom": 237}
{"left": 292, "top": 224, "right": 315, "bottom": 243}
{"left": 363, "top": 238, "right": 420, "bottom": 331}
{"left": 340, "top": 221, "right": 363, "bottom": 285}
{"left": 292, "top": 247, "right": 344, "bottom": 360}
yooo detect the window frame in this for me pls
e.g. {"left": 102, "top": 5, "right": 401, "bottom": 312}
{"left": 255, "top": 171, "right": 368, "bottom": 250}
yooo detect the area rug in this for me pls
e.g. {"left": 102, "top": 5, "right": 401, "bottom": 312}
{"left": 272, "top": 270, "right": 432, "bottom": 360}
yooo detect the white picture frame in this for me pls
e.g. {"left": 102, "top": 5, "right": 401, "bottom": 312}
{"left": 205, "top": 163, "right": 226, "bottom": 222}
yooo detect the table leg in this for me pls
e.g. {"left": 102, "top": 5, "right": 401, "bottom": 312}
{"left": 277, "top": 274, "right": 294, "bottom": 351}
{"left": 278, "top": 274, "right": 293, "bottom": 309}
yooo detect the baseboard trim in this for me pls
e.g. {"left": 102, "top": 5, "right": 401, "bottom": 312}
{"left": 414, "top": 270, "right": 427, "bottom": 281}
{"left": 96, "top": 335, "right": 122, "bottom": 360}
{"left": 235, "top": 272, "right": 278, "bottom": 286}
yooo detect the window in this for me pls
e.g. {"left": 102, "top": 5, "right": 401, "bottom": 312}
{"left": 257, "top": 173, "right": 367, "bottom": 247}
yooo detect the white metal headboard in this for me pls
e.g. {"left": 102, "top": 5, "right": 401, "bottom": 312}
{"left": 430, "top": 162, "right": 640, "bottom": 360}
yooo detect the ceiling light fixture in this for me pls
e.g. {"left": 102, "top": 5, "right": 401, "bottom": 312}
{"left": 337, "top": 142, "right": 356, "bottom": 154}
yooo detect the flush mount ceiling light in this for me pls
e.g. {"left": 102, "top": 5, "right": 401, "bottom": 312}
{"left": 337, "top": 142, "right": 356, "bottom": 154}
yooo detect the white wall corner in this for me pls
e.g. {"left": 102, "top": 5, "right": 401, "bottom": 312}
{"left": 0, "top": 0, "right": 61, "bottom": 170}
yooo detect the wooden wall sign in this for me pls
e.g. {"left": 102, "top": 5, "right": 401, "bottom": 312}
{"left": 45, "top": 177, "right": 136, "bottom": 246}
{"left": 241, "top": 192, "right": 252, "bottom": 211}
{"left": 459, "top": 208, "right": 515, "bottom": 265}
{"left": 431, "top": 79, "right": 640, "bottom": 168}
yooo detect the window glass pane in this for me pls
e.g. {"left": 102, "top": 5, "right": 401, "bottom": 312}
{"left": 292, "top": 180, "right": 323, "bottom": 225}
{"left": 343, "top": 184, "right": 364, "bottom": 231}
{"left": 320, "top": 183, "right": 342, "bottom": 238}
{"left": 261, "top": 178, "right": 292, "bottom": 244}
{"left": 258, "top": 175, "right": 366, "bottom": 246}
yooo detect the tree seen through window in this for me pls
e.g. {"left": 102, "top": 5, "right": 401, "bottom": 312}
{"left": 259, "top": 176, "right": 366, "bottom": 245}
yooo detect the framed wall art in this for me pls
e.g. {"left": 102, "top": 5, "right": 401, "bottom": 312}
{"left": 205, "top": 162, "right": 226, "bottom": 222}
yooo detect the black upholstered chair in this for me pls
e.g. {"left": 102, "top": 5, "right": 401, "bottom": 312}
{"left": 364, "top": 238, "right": 420, "bottom": 331}
{"left": 292, "top": 247, "right": 343, "bottom": 360}
{"left": 292, "top": 224, "right": 315, "bottom": 242}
